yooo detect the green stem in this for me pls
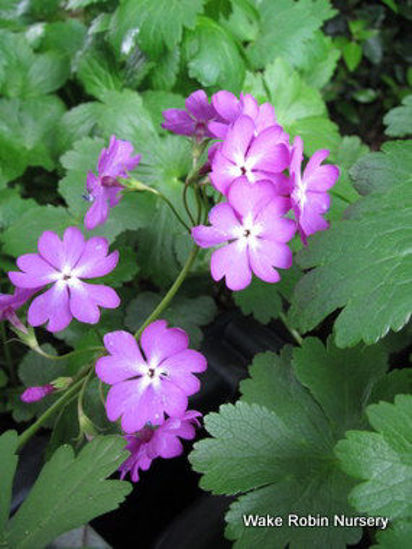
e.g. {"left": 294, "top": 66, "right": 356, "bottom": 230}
{"left": 17, "top": 375, "right": 87, "bottom": 452}
{"left": 34, "top": 346, "right": 104, "bottom": 361}
{"left": 279, "top": 312, "right": 303, "bottom": 346}
{"left": 1, "top": 323, "right": 16, "bottom": 385}
{"left": 155, "top": 189, "right": 191, "bottom": 232}
{"left": 134, "top": 245, "right": 199, "bottom": 339}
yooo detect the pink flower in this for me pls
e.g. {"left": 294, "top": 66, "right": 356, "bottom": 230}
{"left": 21, "top": 384, "right": 55, "bottom": 403}
{"left": 119, "top": 411, "right": 201, "bottom": 482}
{"left": 210, "top": 115, "right": 290, "bottom": 196}
{"left": 290, "top": 136, "right": 339, "bottom": 245}
{"left": 192, "top": 178, "right": 296, "bottom": 290}
{"left": 162, "top": 90, "right": 218, "bottom": 141}
{"left": 0, "top": 288, "right": 37, "bottom": 333}
{"left": 85, "top": 135, "right": 141, "bottom": 230}
{"left": 9, "top": 227, "right": 120, "bottom": 333}
{"left": 209, "top": 91, "right": 278, "bottom": 139}
{"left": 96, "top": 322, "right": 207, "bottom": 433}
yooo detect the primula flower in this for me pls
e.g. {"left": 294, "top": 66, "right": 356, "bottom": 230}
{"left": 21, "top": 384, "right": 55, "bottom": 403}
{"left": 119, "top": 411, "right": 201, "bottom": 482}
{"left": 85, "top": 135, "right": 141, "bottom": 230}
{"left": 96, "top": 322, "right": 207, "bottom": 433}
{"left": 162, "top": 89, "right": 218, "bottom": 140}
{"left": 0, "top": 288, "right": 37, "bottom": 333}
{"left": 192, "top": 178, "right": 296, "bottom": 290}
{"left": 209, "top": 91, "right": 278, "bottom": 139}
{"left": 9, "top": 227, "right": 120, "bottom": 333}
{"left": 210, "top": 115, "right": 290, "bottom": 195}
{"left": 290, "top": 136, "right": 339, "bottom": 245}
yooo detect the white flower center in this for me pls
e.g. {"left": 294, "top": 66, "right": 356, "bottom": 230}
{"left": 233, "top": 214, "right": 262, "bottom": 250}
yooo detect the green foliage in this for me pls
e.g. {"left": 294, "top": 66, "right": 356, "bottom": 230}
{"left": 0, "top": 431, "right": 18, "bottom": 541}
{"left": 184, "top": 16, "right": 245, "bottom": 93}
{"left": 1, "top": 433, "right": 131, "bottom": 548}
{"left": 336, "top": 395, "right": 412, "bottom": 521}
{"left": 125, "top": 292, "right": 217, "bottom": 347}
{"left": 247, "top": 0, "right": 336, "bottom": 70}
{"left": 191, "top": 340, "right": 390, "bottom": 547}
{"left": 233, "top": 279, "right": 282, "bottom": 324}
{"left": 372, "top": 520, "right": 412, "bottom": 548}
{"left": 384, "top": 95, "right": 412, "bottom": 137}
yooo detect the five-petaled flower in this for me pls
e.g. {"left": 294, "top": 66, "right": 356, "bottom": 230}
{"left": 210, "top": 115, "right": 290, "bottom": 196}
{"left": 290, "top": 136, "right": 339, "bottom": 245}
{"left": 85, "top": 135, "right": 141, "bottom": 230}
{"left": 192, "top": 178, "right": 296, "bottom": 290}
{"left": 9, "top": 227, "right": 120, "bottom": 332}
{"left": 162, "top": 89, "right": 218, "bottom": 141}
{"left": 96, "top": 321, "right": 207, "bottom": 433}
{"left": 119, "top": 411, "right": 201, "bottom": 482}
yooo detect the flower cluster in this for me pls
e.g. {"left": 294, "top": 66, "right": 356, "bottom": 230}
{"left": 163, "top": 89, "right": 339, "bottom": 290}
{"left": 96, "top": 321, "right": 206, "bottom": 481}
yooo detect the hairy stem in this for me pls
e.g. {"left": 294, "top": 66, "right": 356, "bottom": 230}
{"left": 134, "top": 245, "right": 199, "bottom": 339}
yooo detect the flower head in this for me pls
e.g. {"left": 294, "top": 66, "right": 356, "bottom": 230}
{"left": 290, "top": 136, "right": 339, "bottom": 245}
{"left": 0, "top": 288, "right": 37, "bottom": 333}
{"left": 119, "top": 411, "right": 201, "bottom": 482}
{"left": 192, "top": 178, "right": 296, "bottom": 290}
{"left": 9, "top": 227, "right": 120, "bottom": 332}
{"left": 162, "top": 90, "right": 218, "bottom": 140}
{"left": 85, "top": 135, "right": 141, "bottom": 230}
{"left": 96, "top": 322, "right": 207, "bottom": 433}
{"left": 210, "top": 115, "right": 290, "bottom": 196}
{"left": 209, "top": 91, "right": 278, "bottom": 139}
{"left": 21, "top": 384, "right": 55, "bottom": 403}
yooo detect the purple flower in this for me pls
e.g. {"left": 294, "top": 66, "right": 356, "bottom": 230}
{"left": 192, "top": 178, "right": 296, "bottom": 290}
{"left": 21, "top": 384, "right": 55, "bottom": 403}
{"left": 96, "top": 322, "right": 207, "bottom": 433}
{"left": 210, "top": 115, "right": 290, "bottom": 196}
{"left": 0, "top": 288, "right": 37, "bottom": 333}
{"left": 209, "top": 91, "right": 278, "bottom": 139}
{"left": 119, "top": 411, "right": 201, "bottom": 482}
{"left": 85, "top": 135, "right": 141, "bottom": 230}
{"left": 9, "top": 227, "right": 120, "bottom": 333}
{"left": 161, "top": 90, "right": 218, "bottom": 140}
{"left": 290, "top": 136, "right": 339, "bottom": 245}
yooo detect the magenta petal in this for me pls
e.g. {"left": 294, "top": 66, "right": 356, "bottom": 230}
{"left": 304, "top": 148, "right": 330, "bottom": 177}
{"left": 28, "top": 284, "right": 72, "bottom": 332}
{"left": 69, "top": 282, "right": 120, "bottom": 324}
{"left": 221, "top": 115, "right": 255, "bottom": 164}
{"left": 161, "top": 109, "right": 195, "bottom": 136}
{"left": 10, "top": 255, "right": 57, "bottom": 288}
{"left": 37, "top": 230, "right": 64, "bottom": 270}
{"left": 74, "top": 237, "right": 118, "bottom": 278}
{"left": 98, "top": 135, "right": 140, "bottom": 176}
{"left": 240, "top": 93, "right": 259, "bottom": 120}
{"left": 62, "top": 227, "right": 86, "bottom": 269}
{"left": 291, "top": 136, "right": 304, "bottom": 175}
{"left": 191, "top": 225, "right": 228, "bottom": 248}
{"left": 153, "top": 433, "right": 183, "bottom": 459}
{"left": 228, "top": 178, "right": 276, "bottom": 218}
{"left": 84, "top": 192, "right": 109, "bottom": 231}
{"left": 210, "top": 149, "right": 238, "bottom": 195}
{"left": 211, "top": 242, "right": 252, "bottom": 291}
{"left": 96, "top": 355, "right": 141, "bottom": 384}
{"left": 248, "top": 243, "right": 282, "bottom": 283}
{"left": 305, "top": 164, "right": 340, "bottom": 192}
{"left": 159, "top": 380, "right": 189, "bottom": 417}
{"left": 106, "top": 379, "right": 144, "bottom": 422}
{"left": 103, "top": 330, "right": 144, "bottom": 362}
{"left": 208, "top": 202, "right": 241, "bottom": 234}
{"left": 207, "top": 120, "right": 229, "bottom": 139}
{"left": 87, "top": 172, "right": 99, "bottom": 193}
{"left": 211, "top": 90, "right": 239, "bottom": 122}
{"left": 185, "top": 90, "right": 214, "bottom": 120}
{"left": 140, "top": 320, "right": 189, "bottom": 365}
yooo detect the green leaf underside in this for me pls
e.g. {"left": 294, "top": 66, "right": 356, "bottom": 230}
{"left": 335, "top": 395, "right": 412, "bottom": 521}
{"left": 384, "top": 95, "right": 412, "bottom": 138}
{"left": 7, "top": 436, "right": 132, "bottom": 548}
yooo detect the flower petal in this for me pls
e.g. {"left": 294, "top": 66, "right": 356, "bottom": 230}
{"left": 140, "top": 320, "right": 189, "bottom": 366}
{"left": 228, "top": 178, "right": 276, "bottom": 219}
{"left": 185, "top": 89, "right": 215, "bottom": 120}
{"left": 37, "top": 231, "right": 65, "bottom": 270}
{"left": 220, "top": 115, "right": 255, "bottom": 165}
{"left": 73, "top": 237, "right": 118, "bottom": 278}
{"left": 69, "top": 282, "right": 120, "bottom": 324}
{"left": 211, "top": 241, "right": 252, "bottom": 290}
{"left": 84, "top": 192, "right": 109, "bottom": 231}
{"left": 28, "top": 284, "right": 72, "bottom": 332}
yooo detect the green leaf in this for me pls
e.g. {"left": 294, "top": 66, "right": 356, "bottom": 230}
{"left": 110, "top": 0, "right": 205, "bottom": 57}
{"left": 370, "top": 369, "right": 412, "bottom": 405}
{"left": 294, "top": 30, "right": 340, "bottom": 89}
{"left": 349, "top": 141, "right": 412, "bottom": 196}
{"left": 289, "top": 176, "right": 412, "bottom": 347}
{"left": 233, "top": 278, "right": 282, "bottom": 324}
{"left": 39, "top": 20, "right": 87, "bottom": 59}
{"left": 76, "top": 43, "right": 124, "bottom": 100}
{"left": 0, "top": 30, "right": 68, "bottom": 98}
{"left": 191, "top": 346, "right": 363, "bottom": 548}
{"left": 142, "top": 90, "right": 185, "bottom": 131}
{"left": 0, "top": 189, "right": 36, "bottom": 230}
{"left": 6, "top": 436, "right": 132, "bottom": 548}
{"left": 384, "top": 95, "right": 412, "bottom": 137}
{"left": 148, "top": 47, "right": 181, "bottom": 91}
{"left": 0, "top": 95, "right": 65, "bottom": 185}
{"left": 373, "top": 520, "right": 412, "bottom": 548}
{"left": 0, "top": 431, "right": 18, "bottom": 539}
{"left": 222, "top": 0, "right": 260, "bottom": 43}
{"left": 342, "top": 41, "right": 362, "bottom": 72}
{"left": 335, "top": 395, "right": 412, "bottom": 520}
{"left": 66, "top": 0, "right": 106, "bottom": 8}
{"left": 293, "top": 337, "right": 388, "bottom": 438}
{"left": 184, "top": 16, "right": 245, "bottom": 93}
{"left": 125, "top": 291, "right": 217, "bottom": 348}
{"left": 247, "top": 0, "right": 336, "bottom": 70}
{"left": 96, "top": 246, "right": 139, "bottom": 288}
